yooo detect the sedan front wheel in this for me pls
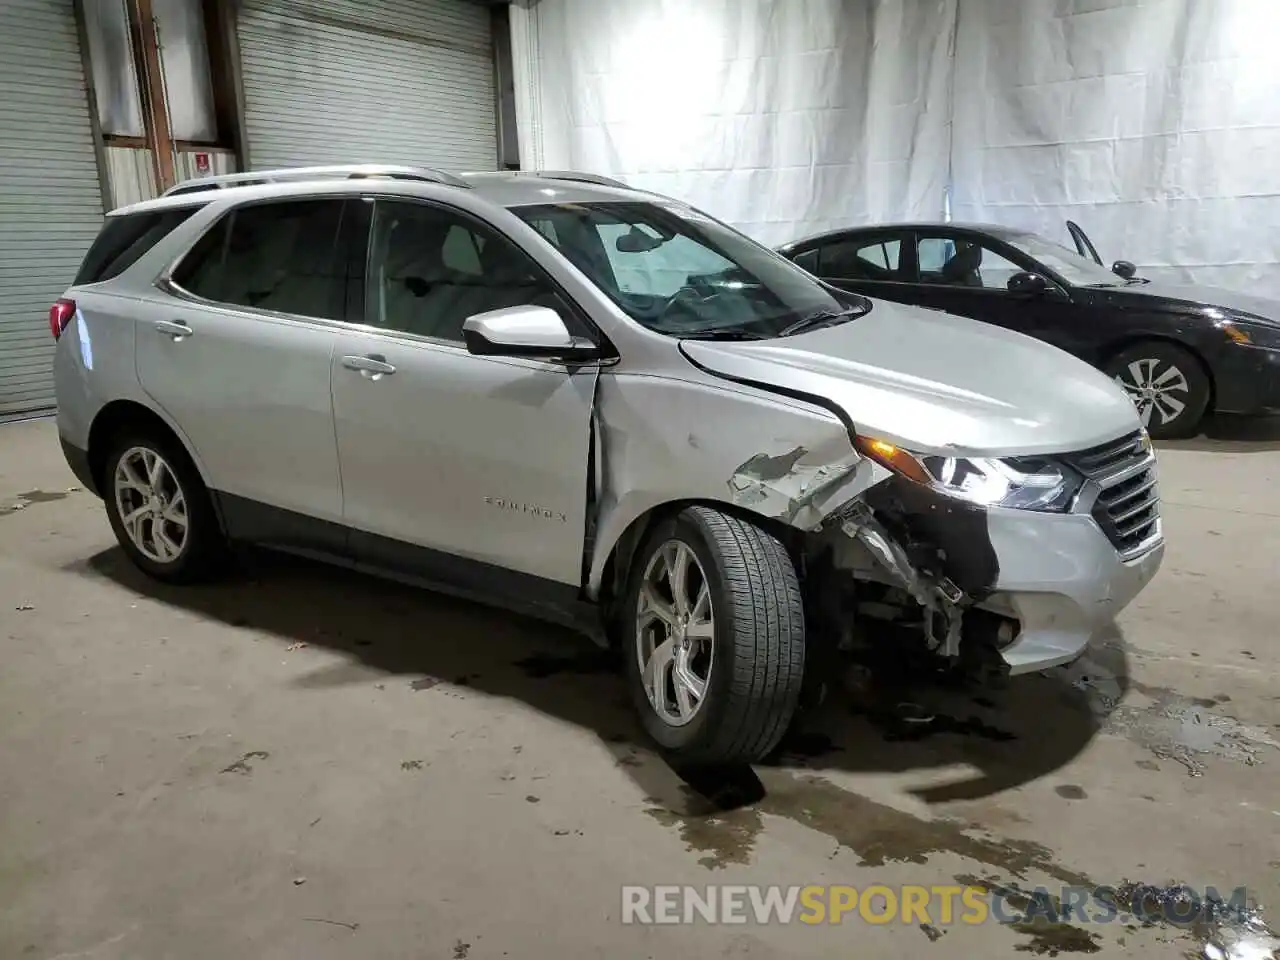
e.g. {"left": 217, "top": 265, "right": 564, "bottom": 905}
{"left": 1105, "top": 341, "right": 1210, "bottom": 439}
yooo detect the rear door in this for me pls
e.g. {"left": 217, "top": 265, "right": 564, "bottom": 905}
{"left": 137, "top": 198, "right": 350, "bottom": 547}
{"left": 330, "top": 196, "right": 598, "bottom": 594}
{"left": 801, "top": 231, "right": 918, "bottom": 303}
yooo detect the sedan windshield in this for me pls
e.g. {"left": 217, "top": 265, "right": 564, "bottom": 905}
{"left": 1000, "top": 232, "right": 1126, "bottom": 287}
{"left": 513, "top": 201, "right": 868, "bottom": 339}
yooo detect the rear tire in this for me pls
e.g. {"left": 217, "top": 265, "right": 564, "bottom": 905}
{"left": 622, "top": 506, "right": 806, "bottom": 764}
{"left": 102, "top": 430, "right": 227, "bottom": 584}
{"left": 1103, "top": 341, "right": 1210, "bottom": 440}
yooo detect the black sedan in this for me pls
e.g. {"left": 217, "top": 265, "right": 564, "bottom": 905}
{"left": 776, "top": 220, "right": 1280, "bottom": 438}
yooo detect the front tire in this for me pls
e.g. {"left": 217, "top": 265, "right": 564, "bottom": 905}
{"left": 1104, "top": 341, "right": 1210, "bottom": 439}
{"left": 622, "top": 507, "right": 806, "bottom": 764}
{"left": 102, "top": 431, "right": 227, "bottom": 584}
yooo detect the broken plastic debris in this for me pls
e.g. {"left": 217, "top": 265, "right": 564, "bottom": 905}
{"left": 15, "top": 604, "right": 33, "bottom": 611}
{"left": 286, "top": 642, "right": 307, "bottom": 651}
{"left": 293, "top": 877, "right": 306, "bottom": 886}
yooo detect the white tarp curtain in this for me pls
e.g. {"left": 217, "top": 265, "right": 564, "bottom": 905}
{"left": 512, "top": 0, "right": 1280, "bottom": 295}
{"left": 510, "top": 0, "right": 957, "bottom": 245}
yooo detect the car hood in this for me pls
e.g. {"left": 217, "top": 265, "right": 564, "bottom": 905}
{"left": 681, "top": 300, "right": 1141, "bottom": 458}
{"left": 1102, "top": 282, "right": 1280, "bottom": 325}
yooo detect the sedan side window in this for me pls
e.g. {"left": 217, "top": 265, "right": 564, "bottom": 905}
{"left": 171, "top": 199, "right": 350, "bottom": 321}
{"left": 367, "top": 200, "right": 564, "bottom": 343}
{"left": 917, "top": 235, "right": 1023, "bottom": 290}
{"left": 817, "top": 237, "right": 903, "bottom": 281}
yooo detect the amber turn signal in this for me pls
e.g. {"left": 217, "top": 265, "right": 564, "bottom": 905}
{"left": 853, "top": 435, "right": 933, "bottom": 485}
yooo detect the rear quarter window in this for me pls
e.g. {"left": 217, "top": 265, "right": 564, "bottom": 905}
{"left": 74, "top": 207, "right": 203, "bottom": 285}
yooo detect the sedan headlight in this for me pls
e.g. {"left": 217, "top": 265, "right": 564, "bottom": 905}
{"left": 854, "top": 436, "right": 1083, "bottom": 512}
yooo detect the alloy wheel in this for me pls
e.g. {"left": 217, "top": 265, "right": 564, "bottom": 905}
{"left": 635, "top": 540, "right": 715, "bottom": 727}
{"left": 113, "top": 446, "right": 189, "bottom": 564}
{"left": 1113, "top": 358, "right": 1190, "bottom": 429}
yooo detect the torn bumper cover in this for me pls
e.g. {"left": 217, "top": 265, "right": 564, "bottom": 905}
{"left": 831, "top": 475, "right": 1163, "bottom": 675}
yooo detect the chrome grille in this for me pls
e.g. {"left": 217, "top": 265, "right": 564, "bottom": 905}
{"left": 1061, "top": 430, "right": 1162, "bottom": 558}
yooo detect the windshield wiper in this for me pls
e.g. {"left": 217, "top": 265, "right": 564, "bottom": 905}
{"left": 678, "top": 328, "right": 773, "bottom": 341}
{"left": 779, "top": 307, "right": 861, "bottom": 337}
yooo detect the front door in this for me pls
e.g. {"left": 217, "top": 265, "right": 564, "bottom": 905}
{"left": 905, "top": 231, "right": 1091, "bottom": 357}
{"left": 1066, "top": 220, "right": 1103, "bottom": 265}
{"left": 137, "top": 198, "right": 354, "bottom": 543}
{"left": 331, "top": 197, "right": 598, "bottom": 594}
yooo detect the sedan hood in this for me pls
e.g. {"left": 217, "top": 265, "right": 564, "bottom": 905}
{"left": 681, "top": 300, "right": 1141, "bottom": 458}
{"left": 1105, "top": 282, "right": 1280, "bottom": 325}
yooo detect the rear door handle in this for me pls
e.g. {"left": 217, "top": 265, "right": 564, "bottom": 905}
{"left": 154, "top": 320, "right": 193, "bottom": 340}
{"left": 340, "top": 354, "right": 396, "bottom": 378}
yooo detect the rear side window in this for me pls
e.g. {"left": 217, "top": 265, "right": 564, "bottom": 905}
{"left": 74, "top": 207, "right": 201, "bottom": 285}
{"left": 170, "top": 199, "right": 353, "bottom": 322}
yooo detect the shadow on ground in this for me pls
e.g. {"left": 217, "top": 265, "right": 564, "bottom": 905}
{"left": 69, "top": 545, "right": 1124, "bottom": 815}
{"left": 1158, "top": 413, "right": 1280, "bottom": 452}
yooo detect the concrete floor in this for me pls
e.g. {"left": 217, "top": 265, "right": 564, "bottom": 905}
{"left": 1, "top": 416, "right": 1278, "bottom": 960}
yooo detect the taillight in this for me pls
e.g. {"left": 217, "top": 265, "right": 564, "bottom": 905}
{"left": 49, "top": 298, "right": 76, "bottom": 340}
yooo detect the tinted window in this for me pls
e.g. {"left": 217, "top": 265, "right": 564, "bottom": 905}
{"left": 917, "top": 235, "right": 1023, "bottom": 289}
{"left": 171, "top": 199, "right": 351, "bottom": 321}
{"left": 818, "top": 236, "right": 903, "bottom": 280}
{"left": 75, "top": 207, "right": 201, "bottom": 284}
{"left": 367, "top": 200, "right": 566, "bottom": 342}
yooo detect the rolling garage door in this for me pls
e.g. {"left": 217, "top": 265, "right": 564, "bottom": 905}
{"left": 237, "top": 0, "right": 497, "bottom": 173}
{"left": 0, "top": 0, "right": 105, "bottom": 417}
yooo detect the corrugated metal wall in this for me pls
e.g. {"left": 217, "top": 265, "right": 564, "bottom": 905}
{"left": 237, "top": 0, "right": 497, "bottom": 173}
{"left": 105, "top": 146, "right": 237, "bottom": 209}
{"left": 0, "top": 0, "right": 106, "bottom": 417}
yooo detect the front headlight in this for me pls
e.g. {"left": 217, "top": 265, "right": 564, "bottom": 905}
{"left": 854, "top": 436, "right": 1084, "bottom": 512}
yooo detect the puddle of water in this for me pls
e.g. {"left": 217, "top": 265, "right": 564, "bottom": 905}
{"left": 1059, "top": 656, "right": 1278, "bottom": 776}
{"left": 1105, "top": 697, "right": 1279, "bottom": 777}
{"left": 644, "top": 766, "right": 1092, "bottom": 885}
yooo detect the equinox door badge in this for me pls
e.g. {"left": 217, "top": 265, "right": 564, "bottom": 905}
{"left": 484, "top": 496, "right": 568, "bottom": 523}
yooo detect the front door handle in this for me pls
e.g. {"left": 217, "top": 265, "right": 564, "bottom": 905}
{"left": 154, "top": 320, "right": 193, "bottom": 340}
{"left": 340, "top": 354, "right": 396, "bottom": 379}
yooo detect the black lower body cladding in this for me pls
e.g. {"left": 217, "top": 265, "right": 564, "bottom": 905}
{"left": 860, "top": 474, "right": 1000, "bottom": 601}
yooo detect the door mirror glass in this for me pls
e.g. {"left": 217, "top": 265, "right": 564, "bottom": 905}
{"left": 1112, "top": 260, "right": 1137, "bottom": 280}
{"left": 462, "top": 305, "right": 600, "bottom": 362}
{"left": 1008, "top": 271, "right": 1050, "bottom": 295}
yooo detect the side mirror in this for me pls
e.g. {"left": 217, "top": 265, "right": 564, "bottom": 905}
{"left": 1007, "top": 271, "right": 1050, "bottom": 295}
{"left": 1112, "top": 260, "right": 1137, "bottom": 280}
{"left": 462, "top": 305, "right": 601, "bottom": 362}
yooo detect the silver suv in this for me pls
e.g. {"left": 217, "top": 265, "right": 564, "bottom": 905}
{"left": 52, "top": 164, "right": 1164, "bottom": 764}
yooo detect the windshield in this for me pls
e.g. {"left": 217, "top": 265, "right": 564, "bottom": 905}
{"left": 999, "top": 231, "right": 1126, "bottom": 287}
{"left": 513, "top": 201, "right": 868, "bottom": 338}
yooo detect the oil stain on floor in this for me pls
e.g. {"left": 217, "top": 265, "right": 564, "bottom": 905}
{"left": 0, "top": 488, "right": 75, "bottom": 517}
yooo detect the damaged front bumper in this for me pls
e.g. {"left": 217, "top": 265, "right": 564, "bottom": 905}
{"left": 979, "top": 506, "right": 1163, "bottom": 674}
{"left": 826, "top": 479, "right": 1164, "bottom": 676}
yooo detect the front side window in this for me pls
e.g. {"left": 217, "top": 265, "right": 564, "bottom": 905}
{"left": 917, "top": 235, "right": 1023, "bottom": 289}
{"left": 367, "top": 200, "right": 563, "bottom": 343}
{"left": 171, "top": 199, "right": 350, "bottom": 321}
{"left": 512, "top": 201, "right": 866, "bottom": 339}
{"left": 999, "top": 231, "right": 1125, "bottom": 287}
